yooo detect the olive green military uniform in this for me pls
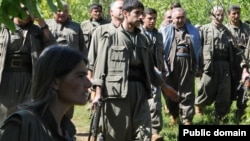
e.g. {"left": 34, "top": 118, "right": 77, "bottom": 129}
{"left": 92, "top": 26, "right": 165, "bottom": 141}
{"left": 0, "top": 24, "right": 54, "bottom": 123}
{"left": 225, "top": 22, "right": 250, "bottom": 118}
{"left": 45, "top": 19, "right": 88, "bottom": 56}
{"left": 195, "top": 23, "right": 235, "bottom": 119}
{"left": 0, "top": 109, "right": 76, "bottom": 141}
{"left": 80, "top": 18, "right": 109, "bottom": 51}
{"left": 88, "top": 23, "right": 119, "bottom": 72}
{"left": 140, "top": 27, "right": 164, "bottom": 134}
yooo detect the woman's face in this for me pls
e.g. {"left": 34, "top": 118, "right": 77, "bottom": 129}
{"left": 55, "top": 61, "right": 92, "bottom": 105}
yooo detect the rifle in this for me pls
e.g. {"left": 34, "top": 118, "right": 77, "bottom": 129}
{"left": 226, "top": 28, "right": 250, "bottom": 125}
{"left": 237, "top": 77, "right": 250, "bottom": 104}
{"left": 88, "top": 98, "right": 104, "bottom": 141}
{"left": 236, "top": 77, "right": 250, "bottom": 124}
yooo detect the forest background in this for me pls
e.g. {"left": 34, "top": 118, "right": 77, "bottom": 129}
{"left": 1, "top": 0, "right": 250, "bottom": 30}
{"left": 1, "top": 0, "right": 250, "bottom": 140}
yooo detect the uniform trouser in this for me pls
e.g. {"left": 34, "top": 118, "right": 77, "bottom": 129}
{"left": 195, "top": 61, "right": 231, "bottom": 118}
{"left": 166, "top": 56, "right": 195, "bottom": 123}
{"left": 148, "top": 85, "right": 163, "bottom": 134}
{"left": 101, "top": 81, "right": 151, "bottom": 141}
{"left": 0, "top": 103, "right": 7, "bottom": 123}
{"left": 0, "top": 71, "right": 31, "bottom": 123}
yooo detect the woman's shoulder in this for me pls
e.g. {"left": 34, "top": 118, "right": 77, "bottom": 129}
{"left": 1, "top": 110, "right": 33, "bottom": 126}
{"left": 0, "top": 110, "right": 53, "bottom": 141}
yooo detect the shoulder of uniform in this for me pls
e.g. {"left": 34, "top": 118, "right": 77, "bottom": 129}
{"left": 242, "top": 22, "right": 250, "bottom": 28}
{"left": 44, "top": 19, "right": 54, "bottom": 24}
{"left": 138, "top": 32, "right": 148, "bottom": 40}
{"left": 100, "top": 18, "right": 110, "bottom": 24}
{"left": 68, "top": 21, "right": 81, "bottom": 27}
{"left": 81, "top": 20, "right": 91, "bottom": 25}
{"left": 153, "top": 28, "right": 161, "bottom": 34}
{"left": 201, "top": 23, "right": 210, "bottom": 28}
{"left": 200, "top": 23, "right": 211, "bottom": 31}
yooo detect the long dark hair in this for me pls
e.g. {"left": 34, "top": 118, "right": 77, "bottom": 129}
{"left": 25, "top": 45, "right": 88, "bottom": 114}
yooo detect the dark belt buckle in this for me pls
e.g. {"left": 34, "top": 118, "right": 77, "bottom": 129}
{"left": 11, "top": 59, "right": 22, "bottom": 67}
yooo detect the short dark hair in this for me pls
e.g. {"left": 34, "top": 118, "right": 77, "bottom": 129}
{"left": 89, "top": 3, "right": 102, "bottom": 12}
{"left": 171, "top": 1, "right": 182, "bottom": 9}
{"left": 143, "top": 8, "right": 157, "bottom": 16}
{"left": 122, "top": 0, "right": 144, "bottom": 12}
{"left": 228, "top": 5, "right": 241, "bottom": 14}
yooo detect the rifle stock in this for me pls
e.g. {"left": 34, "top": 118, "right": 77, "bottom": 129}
{"left": 236, "top": 77, "right": 250, "bottom": 124}
{"left": 88, "top": 98, "right": 103, "bottom": 141}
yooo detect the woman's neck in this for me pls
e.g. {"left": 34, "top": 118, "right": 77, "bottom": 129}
{"left": 49, "top": 101, "right": 70, "bottom": 136}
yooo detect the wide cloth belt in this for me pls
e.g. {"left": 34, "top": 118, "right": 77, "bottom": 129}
{"left": 4, "top": 53, "right": 32, "bottom": 72}
{"left": 176, "top": 45, "right": 190, "bottom": 57}
{"left": 128, "top": 65, "right": 146, "bottom": 82}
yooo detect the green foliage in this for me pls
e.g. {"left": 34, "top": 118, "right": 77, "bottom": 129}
{"left": 1, "top": 0, "right": 250, "bottom": 30}
{"left": 40, "top": 0, "right": 110, "bottom": 23}
{"left": 0, "top": 0, "right": 62, "bottom": 30}
{"left": 141, "top": 0, "right": 171, "bottom": 28}
{"left": 161, "top": 100, "right": 250, "bottom": 141}
{"left": 140, "top": 0, "right": 250, "bottom": 27}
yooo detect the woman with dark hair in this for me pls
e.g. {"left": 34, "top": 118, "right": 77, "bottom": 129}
{"left": 0, "top": 46, "right": 92, "bottom": 141}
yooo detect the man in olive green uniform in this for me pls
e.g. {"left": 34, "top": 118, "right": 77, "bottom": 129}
{"left": 81, "top": 3, "right": 109, "bottom": 51}
{"left": 195, "top": 6, "right": 235, "bottom": 123}
{"left": 86, "top": 0, "right": 124, "bottom": 114}
{"left": 45, "top": 1, "right": 87, "bottom": 56}
{"left": 0, "top": 5, "right": 54, "bottom": 123}
{"left": 91, "top": 0, "right": 178, "bottom": 140}
{"left": 140, "top": 8, "right": 166, "bottom": 141}
{"left": 162, "top": 7, "right": 201, "bottom": 125}
{"left": 87, "top": 0, "right": 124, "bottom": 81}
{"left": 225, "top": 5, "right": 250, "bottom": 122}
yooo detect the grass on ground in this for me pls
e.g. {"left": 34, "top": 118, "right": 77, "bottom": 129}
{"left": 72, "top": 99, "right": 250, "bottom": 141}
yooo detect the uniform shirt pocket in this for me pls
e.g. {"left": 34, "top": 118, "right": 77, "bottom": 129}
{"left": 110, "top": 45, "right": 126, "bottom": 61}
{"left": 104, "top": 75, "right": 123, "bottom": 98}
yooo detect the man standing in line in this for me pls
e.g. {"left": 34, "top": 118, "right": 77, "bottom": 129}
{"left": 45, "top": 1, "right": 87, "bottom": 56}
{"left": 195, "top": 6, "right": 235, "bottom": 123}
{"left": 140, "top": 7, "right": 165, "bottom": 141}
{"left": 225, "top": 5, "right": 250, "bottom": 122}
{"left": 87, "top": 0, "right": 124, "bottom": 82}
{"left": 81, "top": 3, "right": 109, "bottom": 51}
{"left": 0, "top": 4, "right": 55, "bottom": 123}
{"left": 91, "top": 0, "right": 178, "bottom": 140}
{"left": 162, "top": 7, "right": 201, "bottom": 125}
{"left": 159, "top": 9, "right": 172, "bottom": 32}
{"left": 86, "top": 0, "right": 124, "bottom": 112}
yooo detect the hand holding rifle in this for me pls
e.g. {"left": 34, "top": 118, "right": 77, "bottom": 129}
{"left": 88, "top": 86, "right": 104, "bottom": 141}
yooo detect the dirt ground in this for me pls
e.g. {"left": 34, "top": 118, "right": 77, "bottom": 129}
{"left": 75, "top": 127, "right": 89, "bottom": 141}
{"left": 72, "top": 106, "right": 90, "bottom": 141}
